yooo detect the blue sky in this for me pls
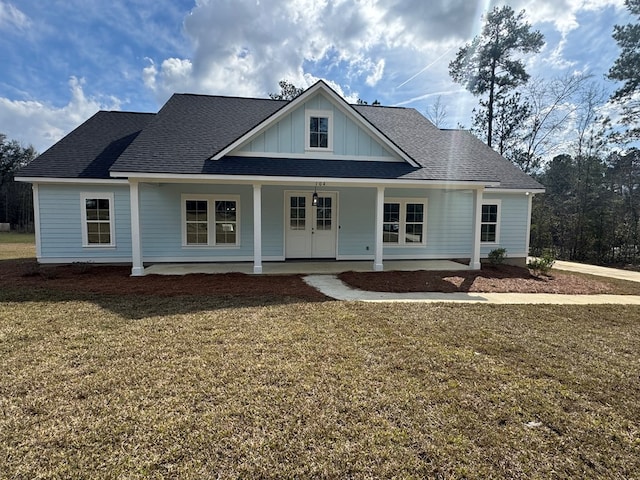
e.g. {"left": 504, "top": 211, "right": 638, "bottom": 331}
{"left": 0, "top": 0, "right": 632, "bottom": 153}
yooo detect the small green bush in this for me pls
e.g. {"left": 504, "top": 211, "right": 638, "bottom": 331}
{"left": 528, "top": 249, "right": 555, "bottom": 276}
{"left": 488, "top": 248, "right": 507, "bottom": 266}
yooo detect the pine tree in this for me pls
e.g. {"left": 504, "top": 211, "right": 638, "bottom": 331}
{"left": 608, "top": 0, "right": 640, "bottom": 141}
{"left": 449, "top": 6, "right": 544, "bottom": 149}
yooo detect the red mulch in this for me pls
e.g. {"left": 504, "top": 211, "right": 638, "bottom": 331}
{"left": 338, "top": 265, "right": 630, "bottom": 294}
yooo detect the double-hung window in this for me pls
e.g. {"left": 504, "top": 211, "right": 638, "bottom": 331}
{"left": 81, "top": 193, "right": 115, "bottom": 247}
{"left": 480, "top": 201, "right": 500, "bottom": 243}
{"left": 383, "top": 199, "right": 427, "bottom": 245}
{"left": 305, "top": 110, "right": 333, "bottom": 151}
{"left": 183, "top": 195, "right": 240, "bottom": 247}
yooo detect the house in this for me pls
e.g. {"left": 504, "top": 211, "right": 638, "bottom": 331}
{"left": 16, "top": 81, "right": 544, "bottom": 276}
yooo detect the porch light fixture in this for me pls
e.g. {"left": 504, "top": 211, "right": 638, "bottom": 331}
{"left": 312, "top": 188, "right": 318, "bottom": 206}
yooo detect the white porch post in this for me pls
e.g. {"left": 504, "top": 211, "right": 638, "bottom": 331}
{"left": 525, "top": 192, "right": 533, "bottom": 259}
{"left": 129, "top": 180, "right": 144, "bottom": 276}
{"left": 374, "top": 186, "right": 385, "bottom": 271}
{"left": 470, "top": 187, "right": 483, "bottom": 270}
{"left": 32, "top": 184, "right": 42, "bottom": 260}
{"left": 253, "top": 184, "right": 263, "bottom": 274}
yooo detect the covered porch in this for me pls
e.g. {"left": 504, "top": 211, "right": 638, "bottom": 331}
{"left": 142, "top": 259, "right": 470, "bottom": 276}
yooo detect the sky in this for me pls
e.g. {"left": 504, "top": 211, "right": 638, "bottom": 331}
{"left": 0, "top": 0, "right": 633, "bottom": 154}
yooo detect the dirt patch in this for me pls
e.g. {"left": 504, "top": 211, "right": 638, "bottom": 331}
{"left": 339, "top": 265, "right": 640, "bottom": 295}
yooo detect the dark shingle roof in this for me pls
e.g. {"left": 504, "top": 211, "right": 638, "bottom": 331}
{"left": 17, "top": 111, "right": 153, "bottom": 179}
{"left": 110, "top": 94, "right": 287, "bottom": 174}
{"left": 18, "top": 88, "right": 543, "bottom": 190}
{"left": 353, "top": 105, "right": 543, "bottom": 189}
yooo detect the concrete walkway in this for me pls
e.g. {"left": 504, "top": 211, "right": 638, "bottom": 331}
{"left": 303, "top": 274, "right": 640, "bottom": 305}
{"left": 551, "top": 260, "right": 640, "bottom": 283}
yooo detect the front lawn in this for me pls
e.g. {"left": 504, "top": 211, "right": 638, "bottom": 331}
{"left": 1, "top": 288, "right": 638, "bottom": 478}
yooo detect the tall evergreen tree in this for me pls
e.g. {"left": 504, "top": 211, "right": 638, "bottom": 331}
{"left": 448, "top": 6, "right": 544, "bottom": 149}
{"left": 608, "top": 0, "right": 640, "bottom": 141}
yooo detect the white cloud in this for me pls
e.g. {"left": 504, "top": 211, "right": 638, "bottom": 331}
{"left": 0, "top": 1, "right": 30, "bottom": 30}
{"left": 0, "top": 77, "right": 121, "bottom": 152}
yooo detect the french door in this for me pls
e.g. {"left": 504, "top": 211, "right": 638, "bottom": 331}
{"left": 285, "top": 192, "right": 337, "bottom": 258}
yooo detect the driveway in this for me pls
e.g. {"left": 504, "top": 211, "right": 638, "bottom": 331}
{"left": 550, "top": 260, "right": 640, "bottom": 283}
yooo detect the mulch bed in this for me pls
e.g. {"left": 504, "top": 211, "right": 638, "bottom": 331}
{"left": 0, "top": 259, "right": 328, "bottom": 300}
{"left": 2, "top": 259, "right": 637, "bottom": 298}
{"left": 339, "top": 265, "right": 633, "bottom": 295}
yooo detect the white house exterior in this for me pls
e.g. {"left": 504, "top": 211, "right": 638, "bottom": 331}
{"left": 17, "top": 81, "right": 544, "bottom": 276}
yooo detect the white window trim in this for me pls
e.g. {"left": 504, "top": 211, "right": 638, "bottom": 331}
{"left": 80, "top": 192, "right": 116, "bottom": 248}
{"left": 383, "top": 197, "right": 427, "bottom": 246}
{"left": 181, "top": 194, "right": 241, "bottom": 248}
{"left": 480, "top": 200, "right": 501, "bottom": 245}
{"left": 305, "top": 109, "right": 334, "bottom": 152}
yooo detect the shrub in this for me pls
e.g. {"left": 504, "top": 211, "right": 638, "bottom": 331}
{"left": 528, "top": 249, "right": 555, "bottom": 276}
{"left": 488, "top": 248, "right": 507, "bottom": 266}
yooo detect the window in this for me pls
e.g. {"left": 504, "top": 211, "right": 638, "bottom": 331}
{"left": 305, "top": 110, "right": 333, "bottom": 151}
{"left": 481, "top": 202, "right": 500, "bottom": 243}
{"left": 81, "top": 193, "right": 115, "bottom": 247}
{"left": 309, "top": 116, "right": 329, "bottom": 148}
{"left": 182, "top": 195, "right": 240, "bottom": 247}
{"left": 290, "top": 196, "right": 306, "bottom": 230}
{"left": 185, "top": 200, "right": 208, "bottom": 245}
{"left": 316, "top": 196, "right": 332, "bottom": 230}
{"left": 383, "top": 199, "right": 426, "bottom": 245}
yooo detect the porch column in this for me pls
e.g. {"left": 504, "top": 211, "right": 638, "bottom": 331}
{"left": 129, "top": 180, "right": 144, "bottom": 276}
{"left": 525, "top": 192, "right": 533, "bottom": 259}
{"left": 253, "top": 184, "right": 263, "bottom": 274}
{"left": 374, "top": 186, "right": 385, "bottom": 271}
{"left": 470, "top": 187, "right": 483, "bottom": 270}
{"left": 32, "top": 184, "right": 42, "bottom": 260}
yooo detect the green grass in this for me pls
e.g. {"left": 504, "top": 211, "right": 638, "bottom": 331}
{"left": 1, "top": 289, "right": 638, "bottom": 478}
{"left": 0, "top": 231, "right": 35, "bottom": 244}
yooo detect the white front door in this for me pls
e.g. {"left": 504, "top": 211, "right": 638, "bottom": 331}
{"left": 285, "top": 192, "right": 337, "bottom": 258}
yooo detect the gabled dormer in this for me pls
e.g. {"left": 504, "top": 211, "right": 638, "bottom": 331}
{"left": 213, "top": 81, "right": 418, "bottom": 166}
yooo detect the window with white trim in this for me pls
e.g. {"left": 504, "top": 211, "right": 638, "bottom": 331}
{"left": 81, "top": 193, "right": 115, "bottom": 247}
{"left": 182, "top": 195, "right": 240, "bottom": 247}
{"left": 383, "top": 198, "right": 427, "bottom": 245}
{"left": 480, "top": 201, "right": 501, "bottom": 243}
{"left": 305, "top": 110, "right": 333, "bottom": 151}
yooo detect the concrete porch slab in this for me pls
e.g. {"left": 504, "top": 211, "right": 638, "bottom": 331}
{"left": 142, "top": 259, "right": 469, "bottom": 276}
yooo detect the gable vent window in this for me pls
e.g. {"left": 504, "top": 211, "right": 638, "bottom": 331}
{"left": 305, "top": 110, "right": 333, "bottom": 151}
{"left": 310, "top": 116, "right": 329, "bottom": 148}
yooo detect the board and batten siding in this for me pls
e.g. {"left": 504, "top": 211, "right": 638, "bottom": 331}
{"left": 36, "top": 184, "right": 132, "bottom": 262}
{"left": 239, "top": 93, "right": 397, "bottom": 159}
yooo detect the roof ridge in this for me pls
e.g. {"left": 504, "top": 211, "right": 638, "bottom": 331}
{"left": 171, "top": 92, "right": 289, "bottom": 103}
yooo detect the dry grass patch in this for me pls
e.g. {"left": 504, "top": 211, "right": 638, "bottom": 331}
{"left": 1, "top": 294, "right": 639, "bottom": 478}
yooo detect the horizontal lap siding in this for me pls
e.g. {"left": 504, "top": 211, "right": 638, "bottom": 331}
{"left": 139, "top": 184, "right": 254, "bottom": 260}
{"left": 38, "top": 184, "right": 131, "bottom": 260}
{"left": 261, "top": 186, "right": 284, "bottom": 258}
{"left": 382, "top": 188, "right": 473, "bottom": 258}
{"left": 482, "top": 192, "right": 529, "bottom": 257}
{"left": 336, "top": 188, "right": 376, "bottom": 257}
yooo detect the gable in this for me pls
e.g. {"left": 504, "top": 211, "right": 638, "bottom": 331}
{"left": 230, "top": 90, "right": 403, "bottom": 162}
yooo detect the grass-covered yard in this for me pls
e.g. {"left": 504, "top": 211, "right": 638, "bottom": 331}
{"left": 1, "top": 286, "right": 639, "bottom": 478}
{"left": 1, "top": 232, "right": 639, "bottom": 477}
